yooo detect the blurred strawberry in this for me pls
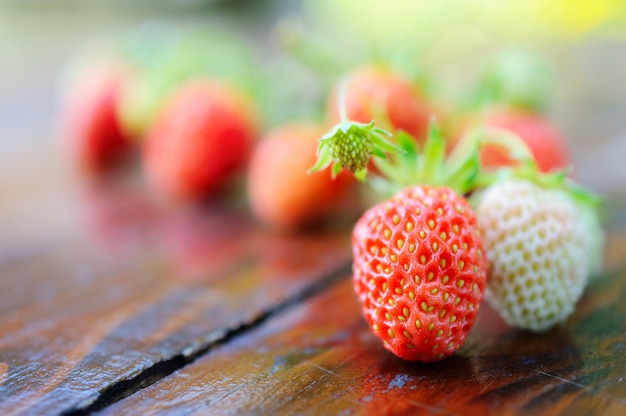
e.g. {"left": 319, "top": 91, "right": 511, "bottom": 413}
{"left": 117, "top": 25, "right": 258, "bottom": 141}
{"left": 326, "top": 66, "right": 431, "bottom": 142}
{"left": 479, "top": 108, "right": 571, "bottom": 173}
{"left": 247, "top": 123, "right": 357, "bottom": 231}
{"left": 59, "top": 50, "right": 135, "bottom": 176}
{"left": 143, "top": 78, "right": 258, "bottom": 202}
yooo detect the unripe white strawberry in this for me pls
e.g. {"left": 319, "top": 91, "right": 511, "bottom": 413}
{"left": 576, "top": 201, "right": 605, "bottom": 277}
{"left": 475, "top": 179, "right": 591, "bottom": 331}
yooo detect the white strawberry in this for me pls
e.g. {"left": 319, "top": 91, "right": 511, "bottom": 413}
{"left": 474, "top": 179, "right": 595, "bottom": 331}
{"left": 577, "top": 201, "right": 605, "bottom": 277}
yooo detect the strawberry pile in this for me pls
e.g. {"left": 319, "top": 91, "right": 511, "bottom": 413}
{"left": 59, "top": 26, "right": 358, "bottom": 231}
{"left": 59, "top": 25, "right": 605, "bottom": 363}
{"left": 309, "top": 51, "right": 604, "bottom": 362}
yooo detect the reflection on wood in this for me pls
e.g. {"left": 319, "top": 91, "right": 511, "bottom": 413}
{"left": 0, "top": 185, "right": 353, "bottom": 414}
{"left": 102, "top": 236, "right": 626, "bottom": 415}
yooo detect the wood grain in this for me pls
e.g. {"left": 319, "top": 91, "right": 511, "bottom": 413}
{"left": 0, "top": 179, "right": 353, "bottom": 415}
{"left": 101, "top": 231, "right": 626, "bottom": 416}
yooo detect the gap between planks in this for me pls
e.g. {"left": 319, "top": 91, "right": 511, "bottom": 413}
{"left": 60, "top": 262, "right": 353, "bottom": 416}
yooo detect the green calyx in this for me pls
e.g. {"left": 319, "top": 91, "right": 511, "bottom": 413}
{"left": 309, "top": 121, "right": 398, "bottom": 181}
{"left": 309, "top": 74, "right": 401, "bottom": 181}
{"left": 310, "top": 116, "right": 482, "bottom": 199}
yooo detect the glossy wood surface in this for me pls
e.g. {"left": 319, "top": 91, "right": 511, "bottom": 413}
{"left": 0, "top": 179, "right": 352, "bottom": 415}
{"left": 97, "top": 230, "right": 626, "bottom": 416}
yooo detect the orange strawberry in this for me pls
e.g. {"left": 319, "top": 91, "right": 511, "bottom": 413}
{"left": 326, "top": 66, "right": 431, "bottom": 142}
{"left": 247, "top": 123, "right": 356, "bottom": 231}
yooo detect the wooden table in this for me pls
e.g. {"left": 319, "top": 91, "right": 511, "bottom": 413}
{"left": 2, "top": 6, "right": 626, "bottom": 416}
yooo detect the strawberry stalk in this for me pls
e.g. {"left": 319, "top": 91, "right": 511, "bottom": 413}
{"left": 453, "top": 126, "right": 602, "bottom": 207}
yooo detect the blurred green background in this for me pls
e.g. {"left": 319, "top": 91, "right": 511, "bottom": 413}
{"left": 1, "top": 0, "right": 625, "bottom": 200}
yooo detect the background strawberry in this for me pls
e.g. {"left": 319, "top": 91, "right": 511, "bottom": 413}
{"left": 352, "top": 186, "right": 487, "bottom": 362}
{"left": 117, "top": 26, "right": 258, "bottom": 141}
{"left": 478, "top": 108, "right": 571, "bottom": 174}
{"left": 326, "top": 66, "right": 431, "bottom": 142}
{"left": 59, "top": 51, "right": 135, "bottom": 176}
{"left": 475, "top": 179, "right": 591, "bottom": 331}
{"left": 142, "top": 78, "right": 257, "bottom": 202}
{"left": 247, "top": 123, "right": 356, "bottom": 231}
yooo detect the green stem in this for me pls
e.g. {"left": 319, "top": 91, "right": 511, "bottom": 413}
{"left": 338, "top": 78, "right": 349, "bottom": 123}
{"left": 419, "top": 119, "right": 446, "bottom": 185}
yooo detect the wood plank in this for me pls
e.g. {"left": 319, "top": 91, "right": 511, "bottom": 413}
{"left": 101, "top": 231, "right": 626, "bottom": 416}
{"left": 0, "top": 179, "right": 353, "bottom": 415}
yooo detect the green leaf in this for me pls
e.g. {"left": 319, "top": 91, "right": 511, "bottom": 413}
{"left": 371, "top": 133, "right": 404, "bottom": 155}
{"left": 331, "top": 161, "right": 343, "bottom": 179}
{"left": 446, "top": 152, "right": 480, "bottom": 196}
{"left": 419, "top": 119, "right": 446, "bottom": 184}
{"left": 354, "top": 168, "right": 368, "bottom": 182}
{"left": 308, "top": 144, "right": 333, "bottom": 174}
{"left": 397, "top": 130, "right": 418, "bottom": 155}
{"left": 564, "top": 178, "right": 603, "bottom": 207}
{"left": 372, "top": 147, "right": 388, "bottom": 159}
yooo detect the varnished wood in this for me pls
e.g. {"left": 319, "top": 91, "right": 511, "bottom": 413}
{"left": 0, "top": 179, "right": 353, "bottom": 415}
{"left": 101, "top": 234, "right": 626, "bottom": 415}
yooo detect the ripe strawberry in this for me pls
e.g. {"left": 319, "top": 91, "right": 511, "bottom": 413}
{"left": 478, "top": 109, "right": 571, "bottom": 173}
{"left": 326, "top": 66, "right": 431, "bottom": 141}
{"left": 352, "top": 186, "right": 487, "bottom": 362}
{"left": 143, "top": 78, "right": 257, "bottom": 201}
{"left": 311, "top": 116, "right": 488, "bottom": 362}
{"left": 59, "top": 51, "right": 135, "bottom": 175}
{"left": 475, "top": 179, "right": 593, "bottom": 331}
{"left": 247, "top": 123, "right": 356, "bottom": 231}
{"left": 118, "top": 26, "right": 258, "bottom": 140}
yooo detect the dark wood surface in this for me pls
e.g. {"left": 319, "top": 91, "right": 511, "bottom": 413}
{"left": 0, "top": 177, "right": 353, "bottom": 415}
{"left": 101, "top": 263, "right": 626, "bottom": 416}
{"left": 2, "top": 5, "right": 626, "bottom": 416}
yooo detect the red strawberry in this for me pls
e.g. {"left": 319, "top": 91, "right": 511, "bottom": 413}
{"left": 479, "top": 109, "right": 571, "bottom": 173}
{"left": 59, "top": 52, "right": 135, "bottom": 176}
{"left": 326, "top": 66, "right": 431, "bottom": 141}
{"left": 312, "top": 112, "right": 488, "bottom": 362}
{"left": 143, "top": 78, "right": 257, "bottom": 201}
{"left": 247, "top": 123, "right": 356, "bottom": 231}
{"left": 353, "top": 186, "right": 487, "bottom": 362}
